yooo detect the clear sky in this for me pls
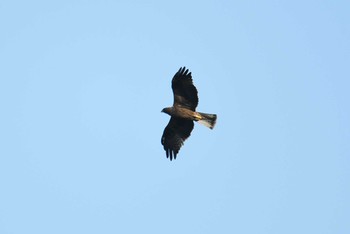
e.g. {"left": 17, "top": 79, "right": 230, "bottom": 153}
{"left": 1, "top": 1, "right": 349, "bottom": 233}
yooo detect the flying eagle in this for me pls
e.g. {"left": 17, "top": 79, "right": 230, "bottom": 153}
{"left": 161, "top": 67, "right": 217, "bottom": 160}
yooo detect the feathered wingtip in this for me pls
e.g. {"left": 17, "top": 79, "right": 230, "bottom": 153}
{"left": 197, "top": 113, "right": 217, "bottom": 129}
{"left": 178, "top": 66, "right": 189, "bottom": 75}
{"left": 165, "top": 148, "right": 177, "bottom": 161}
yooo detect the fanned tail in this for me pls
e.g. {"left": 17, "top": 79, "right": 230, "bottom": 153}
{"left": 197, "top": 112, "right": 217, "bottom": 129}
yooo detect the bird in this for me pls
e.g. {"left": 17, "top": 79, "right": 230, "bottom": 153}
{"left": 161, "top": 67, "right": 217, "bottom": 160}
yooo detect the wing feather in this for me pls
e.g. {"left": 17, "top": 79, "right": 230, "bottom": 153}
{"left": 161, "top": 117, "right": 194, "bottom": 160}
{"left": 172, "top": 67, "right": 198, "bottom": 111}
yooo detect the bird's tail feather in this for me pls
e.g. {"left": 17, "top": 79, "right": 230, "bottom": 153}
{"left": 197, "top": 112, "right": 217, "bottom": 129}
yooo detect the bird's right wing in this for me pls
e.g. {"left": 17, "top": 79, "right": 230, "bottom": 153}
{"left": 161, "top": 117, "right": 194, "bottom": 160}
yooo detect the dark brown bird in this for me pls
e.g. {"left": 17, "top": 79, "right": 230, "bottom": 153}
{"left": 161, "top": 67, "right": 217, "bottom": 160}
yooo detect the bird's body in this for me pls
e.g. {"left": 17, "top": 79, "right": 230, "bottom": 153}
{"left": 162, "top": 106, "right": 198, "bottom": 120}
{"left": 161, "top": 67, "right": 217, "bottom": 160}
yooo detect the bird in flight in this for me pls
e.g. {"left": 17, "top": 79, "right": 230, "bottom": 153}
{"left": 161, "top": 67, "right": 217, "bottom": 160}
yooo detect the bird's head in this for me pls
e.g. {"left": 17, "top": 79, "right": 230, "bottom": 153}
{"left": 161, "top": 107, "right": 172, "bottom": 115}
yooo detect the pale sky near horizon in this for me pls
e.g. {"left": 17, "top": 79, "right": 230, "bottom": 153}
{"left": 1, "top": 1, "right": 349, "bottom": 233}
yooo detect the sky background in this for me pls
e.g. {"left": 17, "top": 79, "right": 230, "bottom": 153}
{"left": 0, "top": 1, "right": 349, "bottom": 233}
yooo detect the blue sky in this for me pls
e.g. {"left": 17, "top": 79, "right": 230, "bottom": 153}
{"left": 0, "top": 1, "right": 349, "bottom": 233}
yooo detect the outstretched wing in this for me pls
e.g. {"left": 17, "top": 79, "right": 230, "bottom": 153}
{"left": 161, "top": 117, "right": 194, "bottom": 160}
{"left": 172, "top": 67, "right": 198, "bottom": 111}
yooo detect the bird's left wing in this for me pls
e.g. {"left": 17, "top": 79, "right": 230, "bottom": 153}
{"left": 171, "top": 67, "right": 198, "bottom": 111}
